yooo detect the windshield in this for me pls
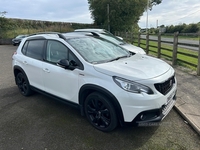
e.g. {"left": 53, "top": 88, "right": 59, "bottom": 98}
{"left": 67, "top": 37, "right": 130, "bottom": 64}
{"left": 16, "top": 35, "right": 26, "bottom": 38}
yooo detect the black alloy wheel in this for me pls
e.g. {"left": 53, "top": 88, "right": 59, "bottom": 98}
{"left": 16, "top": 72, "right": 32, "bottom": 96}
{"left": 84, "top": 92, "right": 117, "bottom": 132}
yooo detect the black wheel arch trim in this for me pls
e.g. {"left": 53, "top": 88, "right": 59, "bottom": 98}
{"left": 79, "top": 84, "right": 125, "bottom": 126}
{"left": 13, "top": 66, "right": 29, "bottom": 84}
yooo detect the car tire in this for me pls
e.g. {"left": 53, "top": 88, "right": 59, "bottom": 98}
{"left": 84, "top": 92, "right": 118, "bottom": 132}
{"left": 16, "top": 72, "right": 33, "bottom": 96}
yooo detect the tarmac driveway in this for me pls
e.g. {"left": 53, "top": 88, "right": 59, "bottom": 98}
{"left": 0, "top": 45, "right": 200, "bottom": 150}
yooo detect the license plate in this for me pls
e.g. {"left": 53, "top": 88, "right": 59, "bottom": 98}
{"left": 167, "top": 90, "right": 176, "bottom": 104}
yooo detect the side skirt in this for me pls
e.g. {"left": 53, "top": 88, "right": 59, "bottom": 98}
{"left": 30, "top": 86, "right": 81, "bottom": 112}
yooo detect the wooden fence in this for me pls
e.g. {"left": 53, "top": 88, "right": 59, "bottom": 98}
{"left": 115, "top": 32, "right": 200, "bottom": 76}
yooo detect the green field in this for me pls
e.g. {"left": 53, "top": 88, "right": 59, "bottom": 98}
{"left": 161, "top": 35, "right": 200, "bottom": 41}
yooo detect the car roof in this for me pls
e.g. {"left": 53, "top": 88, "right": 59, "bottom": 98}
{"left": 63, "top": 32, "right": 100, "bottom": 38}
{"left": 74, "top": 29, "right": 110, "bottom": 34}
{"left": 74, "top": 28, "right": 108, "bottom": 33}
{"left": 23, "top": 32, "right": 100, "bottom": 41}
{"left": 25, "top": 32, "right": 67, "bottom": 40}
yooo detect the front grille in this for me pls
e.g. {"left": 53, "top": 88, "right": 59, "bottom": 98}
{"left": 154, "top": 75, "right": 175, "bottom": 95}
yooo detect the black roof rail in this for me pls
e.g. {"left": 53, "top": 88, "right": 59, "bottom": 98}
{"left": 90, "top": 32, "right": 100, "bottom": 36}
{"left": 28, "top": 32, "right": 66, "bottom": 40}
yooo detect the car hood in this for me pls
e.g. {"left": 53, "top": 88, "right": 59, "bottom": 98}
{"left": 93, "top": 54, "right": 171, "bottom": 81}
{"left": 121, "top": 43, "right": 146, "bottom": 54}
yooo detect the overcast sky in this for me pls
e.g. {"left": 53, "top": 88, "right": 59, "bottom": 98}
{"left": 139, "top": 0, "right": 200, "bottom": 28}
{"left": 1, "top": 0, "right": 200, "bottom": 28}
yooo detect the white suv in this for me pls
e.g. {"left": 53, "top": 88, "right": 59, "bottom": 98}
{"left": 12, "top": 32, "right": 177, "bottom": 132}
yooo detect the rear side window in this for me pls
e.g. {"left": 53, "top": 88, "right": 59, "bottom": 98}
{"left": 22, "top": 41, "right": 28, "bottom": 55}
{"left": 26, "top": 40, "right": 45, "bottom": 60}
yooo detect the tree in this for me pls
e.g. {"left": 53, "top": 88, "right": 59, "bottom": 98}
{"left": 0, "top": 11, "right": 7, "bottom": 17}
{"left": 88, "top": 0, "right": 162, "bottom": 32}
{"left": 183, "top": 24, "right": 199, "bottom": 33}
{"left": 149, "top": 0, "right": 162, "bottom": 6}
{"left": 166, "top": 23, "right": 199, "bottom": 33}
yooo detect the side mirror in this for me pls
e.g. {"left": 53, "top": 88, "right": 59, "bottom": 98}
{"left": 57, "top": 59, "right": 75, "bottom": 70}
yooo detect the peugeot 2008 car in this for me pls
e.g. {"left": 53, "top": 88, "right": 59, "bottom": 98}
{"left": 12, "top": 32, "right": 177, "bottom": 132}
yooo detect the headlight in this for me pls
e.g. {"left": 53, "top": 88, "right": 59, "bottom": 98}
{"left": 113, "top": 76, "right": 153, "bottom": 94}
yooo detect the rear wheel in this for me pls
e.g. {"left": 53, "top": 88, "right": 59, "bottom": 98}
{"left": 16, "top": 72, "right": 32, "bottom": 96}
{"left": 84, "top": 92, "right": 118, "bottom": 132}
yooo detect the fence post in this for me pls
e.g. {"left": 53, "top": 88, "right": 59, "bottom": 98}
{"left": 197, "top": 37, "right": 200, "bottom": 75}
{"left": 146, "top": 33, "right": 149, "bottom": 54}
{"left": 130, "top": 32, "right": 133, "bottom": 44}
{"left": 172, "top": 32, "right": 179, "bottom": 66}
{"left": 138, "top": 33, "right": 141, "bottom": 47}
{"left": 157, "top": 33, "right": 161, "bottom": 58}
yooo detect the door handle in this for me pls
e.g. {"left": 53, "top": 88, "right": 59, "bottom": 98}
{"left": 43, "top": 68, "right": 50, "bottom": 73}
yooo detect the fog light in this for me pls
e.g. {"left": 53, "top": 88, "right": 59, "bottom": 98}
{"left": 140, "top": 114, "right": 146, "bottom": 121}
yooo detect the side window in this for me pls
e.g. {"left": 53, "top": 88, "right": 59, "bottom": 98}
{"left": 46, "top": 40, "right": 69, "bottom": 63}
{"left": 21, "top": 41, "right": 28, "bottom": 55}
{"left": 26, "top": 40, "right": 45, "bottom": 60}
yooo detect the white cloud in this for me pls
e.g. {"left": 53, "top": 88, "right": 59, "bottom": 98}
{"left": 139, "top": 0, "right": 200, "bottom": 28}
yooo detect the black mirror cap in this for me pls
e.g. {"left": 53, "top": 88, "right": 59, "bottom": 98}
{"left": 57, "top": 59, "right": 75, "bottom": 70}
{"left": 57, "top": 59, "right": 69, "bottom": 68}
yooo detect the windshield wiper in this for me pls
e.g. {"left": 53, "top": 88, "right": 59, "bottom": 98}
{"left": 108, "top": 55, "right": 129, "bottom": 62}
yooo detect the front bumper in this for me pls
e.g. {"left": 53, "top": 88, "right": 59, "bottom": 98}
{"left": 12, "top": 40, "right": 21, "bottom": 45}
{"left": 112, "top": 67, "right": 178, "bottom": 124}
{"left": 133, "top": 91, "right": 176, "bottom": 125}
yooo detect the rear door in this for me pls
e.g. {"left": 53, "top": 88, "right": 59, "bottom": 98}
{"left": 21, "top": 40, "right": 45, "bottom": 90}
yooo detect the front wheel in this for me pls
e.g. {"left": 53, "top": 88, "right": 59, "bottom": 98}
{"left": 84, "top": 92, "right": 118, "bottom": 132}
{"left": 16, "top": 72, "right": 32, "bottom": 96}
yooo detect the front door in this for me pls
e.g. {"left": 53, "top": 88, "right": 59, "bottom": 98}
{"left": 42, "top": 40, "right": 80, "bottom": 103}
